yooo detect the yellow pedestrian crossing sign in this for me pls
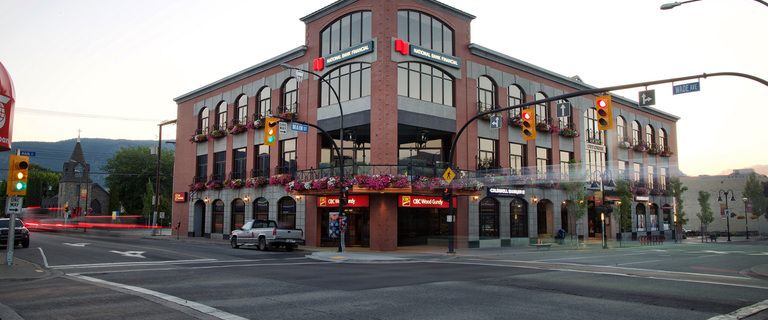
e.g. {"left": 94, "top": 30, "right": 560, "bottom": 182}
{"left": 442, "top": 167, "right": 456, "bottom": 183}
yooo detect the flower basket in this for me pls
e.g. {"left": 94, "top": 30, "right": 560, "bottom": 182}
{"left": 228, "top": 123, "right": 247, "bottom": 135}
{"left": 280, "top": 112, "right": 297, "bottom": 120}
{"left": 247, "top": 118, "right": 265, "bottom": 130}
{"left": 559, "top": 127, "right": 579, "bottom": 138}
{"left": 188, "top": 181, "right": 206, "bottom": 192}
{"left": 246, "top": 176, "right": 269, "bottom": 188}
{"left": 650, "top": 188, "right": 663, "bottom": 196}
{"left": 660, "top": 150, "right": 674, "bottom": 157}
{"left": 633, "top": 186, "right": 649, "bottom": 196}
{"left": 633, "top": 144, "right": 648, "bottom": 152}
{"left": 206, "top": 179, "right": 223, "bottom": 190}
{"left": 536, "top": 122, "right": 552, "bottom": 133}
{"left": 224, "top": 178, "right": 245, "bottom": 189}
{"left": 647, "top": 146, "right": 660, "bottom": 155}
{"left": 189, "top": 133, "right": 208, "bottom": 143}
{"left": 509, "top": 116, "right": 522, "bottom": 127}
{"left": 269, "top": 174, "right": 293, "bottom": 186}
{"left": 209, "top": 129, "right": 227, "bottom": 139}
{"left": 618, "top": 141, "right": 632, "bottom": 149}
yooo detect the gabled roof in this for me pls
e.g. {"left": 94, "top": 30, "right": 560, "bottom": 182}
{"left": 300, "top": 0, "right": 475, "bottom": 23}
{"left": 69, "top": 141, "right": 87, "bottom": 164}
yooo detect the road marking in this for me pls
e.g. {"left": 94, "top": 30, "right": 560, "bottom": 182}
{"left": 109, "top": 250, "right": 146, "bottom": 258}
{"left": 69, "top": 261, "right": 329, "bottom": 275}
{"left": 616, "top": 259, "right": 662, "bottom": 266}
{"left": 701, "top": 250, "right": 729, "bottom": 254}
{"left": 71, "top": 275, "right": 248, "bottom": 320}
{"left": 37, "top": 247, "right": 49, "bottom": 268}
{"left": 63, "top": 242, "right": 90, "bottom": 247}
{"left": 50, "top": 258, "right": 217, "bottom": 269}
{"left": 535, "top": 252, "right": 649, "bottom": 262}
{"left": 708, "top": 298, "right": 768, "bottom": 320}
{"left": 749, "top": 252, "right": 768, "bottom": 256}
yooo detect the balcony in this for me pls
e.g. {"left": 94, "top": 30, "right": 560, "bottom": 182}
{"left": 209, "top": 124, "right": 228, "bottom": 140}
{"left": 189, "top": 128, "right": 208, "bottom": 143}
{"left": 228, "top": 117, "right": 248, "bottom": 135}
{"left": 278, "top": 102, "right": 298, "bottom": 120}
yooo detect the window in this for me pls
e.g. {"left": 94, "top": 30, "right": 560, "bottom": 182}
{"left": 584, "top": 108, "right": 606, "bottom": 177}
{"left": 215, "top": 101, "right": 227, "bottom": 130}
{"left": 195, "top": 155, "right": 207, "bottom": 181}
{"left": 478, "top": 138, "right": 497, "bottom": 169}
{"left": 253, "top": 144, "right": 270, "bottom": 177}
{"left": 397, "top": 10, "right": 453, "bottom": 55}
{"left": 647, "top": 165, "right": 655, "bottom": 190}
{"left": 398, "top": 139, "right": 441, "bottom": 170}
{"left": 659, "top": 167, "right": 668, "bottom": 190}
{"left": 232, "top": 148, "right": 246, "bottom": 179}
{"left": 212, "top": 200, "right": 224, "bottom": 234}
{"left": 584, "top": 108, "right": 602, "bottom": 145}
{"left": 618, "top": 161, "right": 629, "bottom": 180}
{"left": 658, "top": 128, "right": 668, "bottom": 151}
{"left": 636, "top": 204, "right": 646, "bottom": 232}
{"left": 320, "top": 63, "right": 371, "bottom": 107}
{"left": 632, "top": 121, "right": 641, "bottom": 145}
{"left": 510, "top": 198, "right": 528, "bottom": 238}
{"left": 477, "top": 76, "right": 496, "bottom": 114}
{"left": 324, "top": 138, "right": 371, "bottom": 167}
{"left": 254, "top": 197, "right": 269, "bottom": 221}
{"left": 280, "top": 138, "right": 297, "bottom": 175}
{"left": 256, "top": 87, "right": 271, "bottom": 118}
{"left": 281, "top": 78, "right": 298, "bottom": 115}
{"left": 508, "top": 84, "right": 525, "bottom": 119}
{"left": 277, "top": 197, "right": 297, "bottom": 229}
{"left": 560, "top": 151, "right": 573, "bottom": 180}
{"left": 509, "top": 142, "right": 526, "bottom": 175}
{"left": 320, "top": 11, "right": 372, "bottom": 56}
{"left": 235, "top": 95, "right": 248, "bottom": 125}
{"left": 213, "top": 151, "right": 225, "bottom": 181}
{"left": 536, "top": 147, "right": 551, "bottom": 179}
{"left": 231, "top": 199, "right": 245, "bottom": 232}
{"left": 645, "top": 124, "right": 655, "bottom": 148}
{"left": 198, "top": 107, "right": 209, "bottom": 134}
{"left": 397, "top": 62, "right": 453, "bottom": 106}
{"left": 535, "top": 92, "right": 549, "bottom": 124}
{"left": 633, "top": 163, "right": 642, "bottom": 183}
{"left": 616, "top": 116, "right": 626, "bottom": 143}
{"left": 479, "top": 197, "right": 499, "bottom": 239}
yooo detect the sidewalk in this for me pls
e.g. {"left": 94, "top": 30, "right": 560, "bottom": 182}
{"left": 0, "top": 256, "right": 52, "bottom": 281}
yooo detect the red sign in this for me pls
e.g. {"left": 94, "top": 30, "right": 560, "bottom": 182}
{"left": 312, "top": 57, "right": 325, "bottom": 71}
{"left": 318, "top": 195, "right": 369, "bottom": 208}
{"left": 0, "top": 62, "right": 15, "bottom": 151}
{"left": 398, "top": 195, "right": 456, "bottom": 208}
{"left": 395, "top": 38, "right": 409, "bottom": 55}
{"left": 173, "top": 192, "right": 187, "bottom": 203}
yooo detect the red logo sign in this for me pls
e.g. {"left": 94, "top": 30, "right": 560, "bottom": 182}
{"left": 313, "top": 57, "right": 325, "bottom": 71}
{"left": 0, "top": 62, "right": 15, "bottom": 151}
{"left": 173, "top": 192, "right": 187, "bottom": 203}
{"left": 395, "top": 39, "right": 409, "bottom": 55}
{"left": 398, "top": 195, "right": 456, "bottom": 208}
{"left": 318, "top": 195, "right": 369, "bottom": 208}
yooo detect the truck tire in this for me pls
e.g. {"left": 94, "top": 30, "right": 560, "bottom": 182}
{"left": 258, "top": 237, "right": 268, "bottom": 251}
{"left": 230, "top": 237, "right": 240, "bottom": 249}
{"left": 285, "top": 244, "right": 295, "bottom": 252}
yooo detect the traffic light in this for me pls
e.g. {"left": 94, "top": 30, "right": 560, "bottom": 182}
{"left": 596, "top": 95, "right": 613, "bottom": 130}
{"left": 442, "top": 188, "right": 452, "bottom": 202}
{"left": 264, "top": 117, "right": 279, "bottom": 146}
{"left": 521, "top": 108, "right": 536, "bottom": 141}
{"left": 6, "top": 155, "right": 29, "bottom": 196}
{"left": 340, "top": 186, "right": 349, "bottom": 206}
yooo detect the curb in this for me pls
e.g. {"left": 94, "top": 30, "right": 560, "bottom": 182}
{"left": 306, "top": 252, "right": 415, "bottom": 264}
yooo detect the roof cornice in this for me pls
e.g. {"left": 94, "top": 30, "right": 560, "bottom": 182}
{"left": 174, "top": 46, "right": 307, "bottom": 103}
{"left": 300, "top": 0, "right": 475, "bottom": 23}
{"left": 468, "top": 43, "right": 680, "bottom": 121}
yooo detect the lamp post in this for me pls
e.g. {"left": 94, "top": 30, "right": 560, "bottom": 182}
{"left": 279, "top": 64, "right": 347, "bottom": 252}
{"left": 661, "top": 0, "right": 768, "bottom": 10}
{"left": 718, "top": 189, "right": 736, "bottom": 242}
{"left": 743, "top": 197, "right": 750, "bottom": 239}
{"left": 589, "top": 170, "right": 612, "bottom": 249}
{"left": 154, "top": 119, "right": 177, "bottom": 233}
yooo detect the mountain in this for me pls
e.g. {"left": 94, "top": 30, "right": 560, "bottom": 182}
{"left": 2, "top": 138, "right": 175, "bottom": 188}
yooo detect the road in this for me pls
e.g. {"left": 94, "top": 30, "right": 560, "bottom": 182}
{"left": 1, "top": 231, "right": 767, "bottom": 320}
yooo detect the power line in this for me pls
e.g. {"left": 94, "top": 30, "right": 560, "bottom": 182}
{"left": 16, "top": 107, "right": 173, "bottom": 123}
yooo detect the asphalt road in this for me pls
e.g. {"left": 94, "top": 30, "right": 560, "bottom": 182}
{"left": 2, "top": 231, "right": 767, "bottom": 320}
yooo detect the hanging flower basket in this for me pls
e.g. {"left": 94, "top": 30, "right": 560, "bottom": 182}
{"left": 248, "top": 118, "right": 265, "bottom": 130}
{"left": 188, "top": 181, "right": 206, "bottom": 192}
{"left": 633, "top": 144, "right": 648, "bottom": 152}
{"left": 559, "top": 127, "right": 579, "bottom": 138}
{"left": 650, "top": 188, "right": 663, "bottom": 196}
{"left": 536, "top": 122, "right": 552, "bottom": 133}
{"left": 228, "top": 123, "right": 247, "bottom": 135}
{"left": 509, "top": 116, "right": 522, "bottom": 127}
{"left": 633, "top": 186, "right": 649, "bottom": 196}
{"left": 660, "top": 150, "right": 674, "bottom": 157}
{"left": 647, "top": 145, "right": 661, "bottom": 155}
{"left": 246, "top": 176, "right": 269, "bottom": 188}
{"left": 280, "top": 112, "right": 297, "bottom": 120}
{"left": 208, "top": 129, "right": 227, "bottom": 139}
{"left": 189, "top": 133, "right": 208, "bottom": 143}
{"left": 224, "top": 178, "right": 245, "bottom": 189}
{"left": 269, "top": 174, "right": 293, "bottom": 186}
{"left": 206, "top": 179, "right": 223, "bottom": 190}
{"left": 618, "top": 140, "right": 632, "bottom": 149}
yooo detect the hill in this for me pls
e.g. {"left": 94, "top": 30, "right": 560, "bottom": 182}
{"left": 2, "top": 138, "right": 175, "bottom": 188}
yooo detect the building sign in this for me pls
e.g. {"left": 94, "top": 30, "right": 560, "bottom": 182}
{"left": 318, "top": 195, "right": 369, "bottom": 208}
{"left": 409, "top": 44, "right": 461, "bottom": 69}
{"left": 635, "top": 196, "right": 650, "bottom": 202}
{"left": 586, "top": 143, "right": 606, "bottom": 153}
{"left": 0, "top": 62, "right": 16, "bottom": 151}
{"left": 322, "top": 41, "right": 375, "bottom": 68}
{"left": 398, "top": 195, "right": 456, "bottom": 208}
{"left": 173, "top": 192, "right": 187, "bottom": 203}
{"left": 487, "top": 187, "right": 525, "bottom": 197}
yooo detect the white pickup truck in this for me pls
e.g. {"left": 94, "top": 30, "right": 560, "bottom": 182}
{"left": 230, "top": 219, "right": 304, "bottom": 251}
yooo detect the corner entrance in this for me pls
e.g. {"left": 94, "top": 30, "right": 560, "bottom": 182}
{"left": 317, "top": 195, "right": 370, "bottom": 247}
{"left": 396, "top": 195, "right": 453, "bottom": 247}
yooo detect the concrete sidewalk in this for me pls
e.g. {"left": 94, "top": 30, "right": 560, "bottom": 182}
{"left": 0, "top": 256, "right": 52, "bottom": 281}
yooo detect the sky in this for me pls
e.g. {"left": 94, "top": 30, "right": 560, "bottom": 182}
{"left": 1, "top": 0, "right": 766, "bottom": 176}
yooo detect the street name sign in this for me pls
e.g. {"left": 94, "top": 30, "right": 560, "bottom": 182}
{"left": 19, "top": 151, "right": 35, "bottom": 157}
{"left": 291, "top": 122, "right": 309, "bottom": 133}
{"left": 556, "top": 102, "right": 571, "bottom": 118}
{"left": 638, "top": 90, "right": 655, "bottom": 107}
{"left": 673, "top": 82, "right": 700, "bottom": 95}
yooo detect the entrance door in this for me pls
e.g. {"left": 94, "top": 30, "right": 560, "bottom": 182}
{"left": 345, "top": 209, "right": 370, "bottom": 247}
{"left": 398, "top": 208, "right": 448, "bottom": 246}
{"left": 194, "top": 200, "right": 205, "bottom": 237}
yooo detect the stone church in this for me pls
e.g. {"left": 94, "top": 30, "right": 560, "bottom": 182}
{"left": 54, "top": 140, "right": 110, "bottom": 215}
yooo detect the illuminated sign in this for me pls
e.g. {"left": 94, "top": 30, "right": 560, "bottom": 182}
{"left": 173, "top": 192, "right": 187, "bottom": 203}
{"left": 409, "top": 45, "right": 461, "bottom": 69}
{"left": 318, "top": 195, "right": 369, "bottom": 208}
{"left": 586, "top": 143, "right": 606, "bottom": 153}
{"left": 487, "top": 187, "right": 525, "bottom": 197}
{"left": 322, "top": 41, "right": 375, "bottom": 68}
{"left": 398, "top": 195, "right": 457, "bottom": 208}
{"left": 635, "top": 196, "right": 650, "bottom": 202}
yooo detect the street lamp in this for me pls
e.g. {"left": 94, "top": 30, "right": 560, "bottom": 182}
{"left": 743, "top": 197, "right": 750, "bottom": 239}
{"left": 154, "top": 119, "right": 177, "bottom": 233}
{"left": 279, "top": 64, "right": 347, "bottom": 253}
{"left": 717, "top": 189, "right": 736, "bottom": 241}
{"left": 589, "top": 170, "right": 613, "bottom": 250}
{"left": 661, "top": 0, "right": 768, "bottom": 10}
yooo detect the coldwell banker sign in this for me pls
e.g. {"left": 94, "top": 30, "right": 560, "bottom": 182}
{"left": 487, "top": 187, "right": 525, "bottom": 197}
{"left": 0, "top": 62, "right": 15, "bottom": 151}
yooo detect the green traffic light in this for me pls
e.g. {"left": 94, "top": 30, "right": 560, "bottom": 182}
{"left": 15, "top": 181, "right": 25, "bottom": 191}
{"left": 268, "top": 136, "right": 275, "bottom": 143}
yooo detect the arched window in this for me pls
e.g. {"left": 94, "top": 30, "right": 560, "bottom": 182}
{"left": 231, "top": 199, "right": 245, "bottom": 231}
{"left": 253, "top": 197, "right": 269, "bottom": 221}
{"left": 510, "top": 198, "right": 528, "bottom": 238}
{"left": 645, "top": 124, "right": 655, "bottom": 148}
{"left": 631, "top": 121, "right": 641, "bottom": 145}
{"left": 658, "top": 128, "right": 668, "bottom": 151}
{"left": 255, "top": 87, "right": 271, "bottom": 119}
{"left": 397, "top": 10, "right": 454, "bottom": 55}
{"left": 280, "top": 78, "right": 298, "bottom": 116}
{"left": 212, "top": 200, "right": 224, "bottom": 234}
{"left": 583, "top": 108, "right": 606, "bottom": 176}
{"left": 636, "top": 203, "right": 646, "bottom": 232}
{"left": 479, "top": 197, "right": 499, "bottom": 239}
{"left": 235, "top": 95, "right": 248, "bottom": 125}
{"left": 320, "top": 11, "right": 372, "bottom": 56}
{"left": 616, "top": 116, "right": 626, "bottom": 143}
{"left": 535, "top": 92, "right": 549, "bottom": 124}
{"left": 215, "top": 101, "right": 227, "bottom": 131}
{"left": 198, "top": 107, "right": 209, "bottom": 134}
{"left": 508, "top": 84, "right": 525, "bottom": 118}
{"left": 477, "top": 76, "right": 496, "bottom": 114}
{"left": 320, "top": 63, "right": 372, "bottom": 107}
{"left": 397, "top": 62, "right": 453, "bottom": 106}
{"left": 277, "top": 197, "right": 297, "bottom": 229}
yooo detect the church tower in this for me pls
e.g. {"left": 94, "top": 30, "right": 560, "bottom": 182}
{"left": 58, "top": 140, "right": 93, "bottom": 216}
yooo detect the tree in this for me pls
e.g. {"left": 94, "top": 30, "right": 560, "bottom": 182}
{"left": 616, "top": 179, "right": 633, "bottom": 233}
{"left": 697, "top": 191, "right": 714, "bottom": 238}
{"left": 669, "top": 177, "right": 688, "bottom": 225}
{"left": 561, "top": 161, "right": 588, "bottom": 242}
{"left": 1, "top": 164, "right": 61, "bottom": 216}
{"left": 743, "top": 173, "right": 767, "bottom": 220}
{"left": 103, "top": 146, "right": 174, "bottom": 216}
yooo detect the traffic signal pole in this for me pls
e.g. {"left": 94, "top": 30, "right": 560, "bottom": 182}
{"left": 444, "top": 72, "right": 768, "bottom": 253}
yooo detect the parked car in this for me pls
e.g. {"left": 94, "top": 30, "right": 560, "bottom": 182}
{"left": 0, "top": 218, "right": 30, "bottom": 248}
{"left": 230, "top": 219, "right": 304, "bottom": 251}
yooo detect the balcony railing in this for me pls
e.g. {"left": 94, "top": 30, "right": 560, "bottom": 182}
{"left": 477, "top": 102, "right": 498, "bottom": 119}
{"left": 278, "top": 102, "right": 298, "bottom": 118}
{"left": 251, "top": 168, "right": 269, "bottom": 178}
{"left": 585, "top": 129, "right": 603, "bottom": 145}
{"left": 229, "top": 171, "right": 246, "bottom": 180}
